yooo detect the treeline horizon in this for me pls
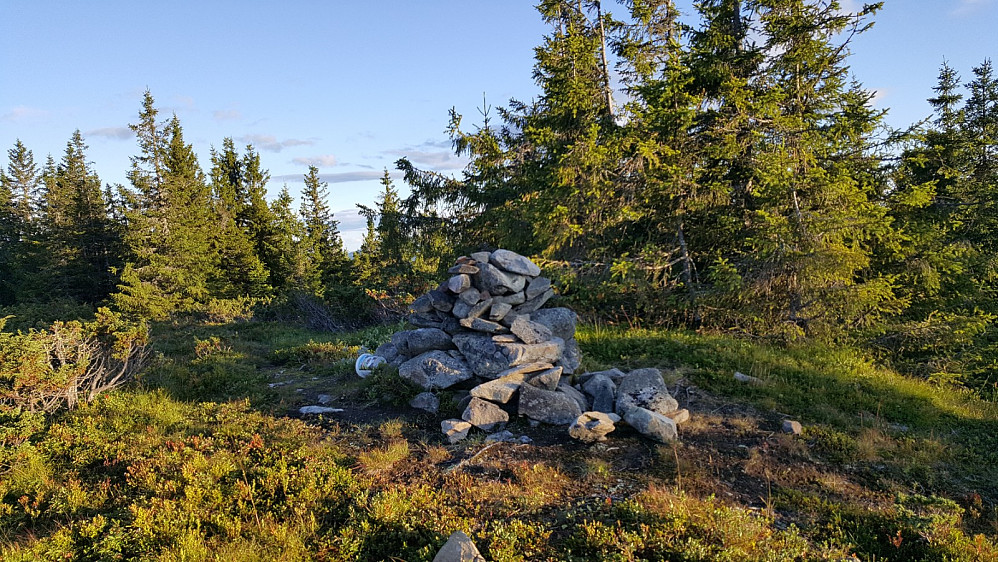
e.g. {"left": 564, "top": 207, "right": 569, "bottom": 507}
{"left": 1, "top": 0, "right": 997, "bottom": 398}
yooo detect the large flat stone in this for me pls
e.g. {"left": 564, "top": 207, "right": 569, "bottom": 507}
{"left": 462, "top": 397, "right": 509, "bottom": 431}
{"left": 477, "top": 262, "right": 527, "bottom": 295}
{"left": 518, "top": 383, "right": 582, "bottom": 425}
{"left": 490, "top": 249, "right": 542, "bottom": 276}
{"left": 470, "top": 372, "right": 527, "bottom": 403}
{"left": 623, "top": 406, "right": 678, "bottom": 442}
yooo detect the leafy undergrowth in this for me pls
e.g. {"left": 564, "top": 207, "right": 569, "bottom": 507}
{"left": 2, "top": 319, "right": 997, "bottom": 560}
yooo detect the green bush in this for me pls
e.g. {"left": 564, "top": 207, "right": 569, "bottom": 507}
{"left": 0, "top": 309, "right": 149, "bottom": 414}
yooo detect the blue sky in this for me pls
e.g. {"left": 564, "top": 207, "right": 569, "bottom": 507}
{"left": 2, "top": 0, "right": 996, "bottom": 249}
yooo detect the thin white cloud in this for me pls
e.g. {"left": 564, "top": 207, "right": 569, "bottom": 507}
{"left": 868, "top": 88, "right": 889, "bottom": 107}
{"left": 239, "top": 133, "right": 315, "bottom": 153}
{"left": 212, "top": 109, "right": 242, "bottom": 121}
{"left": 292, "top": 154, "right": 338, "bottom": 167}
{"left": 87, "top": 127, "right": 134, "bottom": 140}
{"left": 952, "top": 0, "right": 993, "bottom": 15}
{"left": 271, "top": 170, "right": 394, "bottom": 184}
{"left": 1, "top": 105, "right": 49, "bottom": 123}
{"left": 384, "top": 139, "right": 468, "bottom": 171}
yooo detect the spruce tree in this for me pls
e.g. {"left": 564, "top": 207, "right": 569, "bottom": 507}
{"left": 1, "top": 141, "right": 42, "bottom": 304}
{"left": 299, "top": 166, "right": 347, "bottom": 292}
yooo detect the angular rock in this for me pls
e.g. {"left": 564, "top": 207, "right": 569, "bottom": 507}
{"left": 470, "top": 251, "right": 492, "bottom": 264}
{"left": 623, "top": 406, "right": 678, "bottom": 442}
{"left": 493, "top": 291, "right": 526, "bottom": 306}
{"left": 530, "top": 307, "right": 577, "bottom": 341}
{"left": 583, "top": 374, "right": 617, "bottom": 414}
{"left": 491, "top": 334, "right": 519, "bottom": 343}
{"left": 441, "top": 419, "right": 472, "bottom": 444}
{"left": 666, "top": 409, "right": 690, "bottom": 424}
{"left": 452, "top": 301, "right": 472, "bottom": 319}
{"left": 410, "top": 312, "right": 443, "bottom": 328}
{"left": 513, "top": 287, "right": 555, "bottom": 315}
{"left": 428, "top": 289, "right": 455, "bottom": 312}
{"left": 458, "top": 286, "right": 481, "bottom": 305}
{"left": 558, "top": 382, "right": 590, "bottom": 413}
{"left": 500, "top": 312, "right": 524, "bottom": 328}
{"left": 447, "top": 274, "right": 472, "bottom": 293}
{"left": 493, "top": 362, "right": 554, "bottom": 379}
{"left": 489, "top": 302, "right": 512, "bottom": 321}
{"left": 448, "top": 264, "right": 480, "bottom": 275}
{"left": 511, "top": 316, "right": 553, "bottom": 344}
{"left": 557, "top": 338, "right": 581, "bottom": 375}
{"left": 578, "top": 368, "right": 626, "bottom": 387}
{"left": 470, "top": 372, "right": 527, "bottom": 403}
{"left": 519, "top": 383, "right": 582, "bottom": 425}
{"left": 569, "top": 411, "right": 619, "bottom": 443}
{"left": 410, "top": 392, "right": 440, "bottom": 414}
{"left": 406, "top": 328, "right": 455, "bottom": 355}
{"left": 525, "top": 276, "right": 552, "bottom": 300}
{"left": 374, "top": 341, "right": 401, "bottom": 364}
{"left": 490, "top": 249, "right": 542, "bottom": 276}
{"left": 433, "top": 530, "right": 486, "bottom": 562}
{"left": 462, "top": 397, "right": 509, "bottom": 431}
{"left": 399, "top": 351, "right": 474, "bottom": 390}
{"left": 497, "top": 337, "right": 564, "bottom": 368}
{"left": 477, "top": 262, "right": 527, "bottom": 296}
{"left": 616, "top": 368, "right": 679, "bottom": 417}
{"left": 459, "top": 317, "right": 507, "bottom": 334}
{"left": 409, "top": 294, "right": 433, "bottom": 314}
{"left": 526, "top": 366, "right": 563, "bottom": 391}
{"left": 441, "top": 316, "right": 463, "bottom": 335}
{"left": 466, "top": 297, "right": 494, "bottom": 320}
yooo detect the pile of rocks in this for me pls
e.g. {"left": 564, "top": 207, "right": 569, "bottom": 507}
{"left": 373, "top": 249, "right": 688, "bottom": 444}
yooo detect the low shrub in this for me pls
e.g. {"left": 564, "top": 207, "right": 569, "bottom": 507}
{"left": 0, "top": 308, "right": 149, "bottom": 414}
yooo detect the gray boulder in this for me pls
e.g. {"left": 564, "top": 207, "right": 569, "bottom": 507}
{"left": 410, "top": 392, "right": 440, "bottom": 414}
{"left": 582, "top": 374, "right": 617, "bottom": 413}
{"left": 578, "top": 368, "right": 627, "bottom": 386}
{"left": 459, "top": 317, "right": 507, "bottom": 334}
{"left": 409, "top": 312, "right": 443, "bottom": 329}
{"left": 374, "top": 341, "right": 401, "bottom": 365}
{"left": 510, "top": 316, "right": 553, "bottom": 344}
{"left": 569, "top": 411, "right": 620, "bottom": 443}
{"left": 409, "top": 294, "right": 433, "bottom": 314}
{"left": 530, "top": 307, "right": 577, "bottom": 341}
{"left": 470, "top": 251, "right": 491, "bottom": 264}
{"left": 399, "top": 351, "right": 474, "bottom": 390}
{"left": 616, "top": 368, "right": 679, "bottom": 417}
{"left": 557, "top": 382, "right": 590, "bottom": 412}
{"left": 489, "top": 302, "right": 512, "bottom": 321}
{"left": 557, "top": 338, "right": 581, "bottom": 374}
{"left": 452, "top": 333, "right": 508, "bottom": 378}
{"left": 433, "top": 531, "right": 486, "bottom": 562}
{"left": 447, "top": 274, "right": 471, "bottom": 293}
{"left": 458, "top": 286, "right": 481, "bottom": 305}
{"left": 519, "top": 383, "right": 582, "bottom": 425}
{"left": 462, "top": 397, "right": 509, "bottom": 431}
{"left": 525, "top": 276, "right": 552, "bottom": 299}
{"left": 497, "top": 337, "right": 564, "bottom": 368}
{"left": 623, "top": 406, "right": 678, "bottom": 442}
{"left": 405, "top": 328, "right": 455, "bottom": 355}
{"left": 490, "top": 249, "right": 542, "bottom": 276}
{"left": 428, "top": 289, "right": 455, "bottom": 312}
{"left": 493, "top": 291, "right": 526, "bottom": 306}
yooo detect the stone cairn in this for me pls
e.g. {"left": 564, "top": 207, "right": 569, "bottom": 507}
{"left": 373, "top": 249, "right": 689, "bottom": 445}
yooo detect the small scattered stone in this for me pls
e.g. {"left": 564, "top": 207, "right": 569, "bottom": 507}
{"left": 299, "top": 406, "right": 344, "bottom": 415}
{"left": 782, "top": 420, "right": 803, "bottom": 435}
{"left": 485, "top": 430, "right": 520, "bottom": 443}
{"left": 441, "top": 419, "right": 472, "bottom": 444}
{"left": 666, "top": 408, "right": 690, "bottom": 424}
{"left": 462, "top": 397, "right": 509, "bottom": 431}
{"left": 734, "top": 371, "right": 764, "bottom": 385}
{"left": 317, "top": 394, "right": 332, "bottom": 405}
{"left": 410, "top": 392, "right": 440, "bottom": 414}
{"left": 433, "top": 530, "right": 486, "bottom": 562}
{"left": 569, "top": 411, "right": 619, "bottom": 442}
{"left": 623, "top": 406, "right": 678, "bottom": 442}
